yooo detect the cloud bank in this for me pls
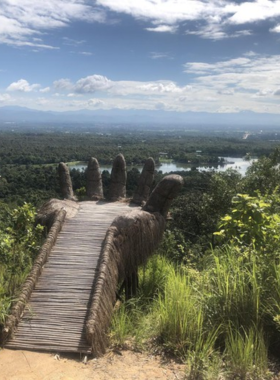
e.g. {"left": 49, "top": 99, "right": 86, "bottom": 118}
{"left": 1, "top": 0, "right": 280, "bottom": 49}
{"left": 2, "top": 53, "right": 280, "bottom": 114}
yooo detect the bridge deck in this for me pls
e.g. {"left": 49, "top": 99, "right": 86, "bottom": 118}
{"left": 6, "top": 201, "right": 134, "bottom": 353}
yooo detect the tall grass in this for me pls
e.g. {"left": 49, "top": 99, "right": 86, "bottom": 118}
{"left": 205, "top": 248, "right": 263, "bottom": 337}
{"left": 110, "top": 247, "right": 280, "bottom": 378}
{"left": 155, "top": 267, "right": 222, "bottom": 378}
{"left": 225, "top": 326, "right": 269, "bottom": 380}
{"left": 110, "top": 303, "right": 134, "bottom": 346}
{"left": 110, "top": 256, "right": 174, "bottom": 348}
{"left": 156, "top": 267, "right": 206, "bottom": 354}
{"left": 138, "top": 254, "right": 173, "bottom": 301}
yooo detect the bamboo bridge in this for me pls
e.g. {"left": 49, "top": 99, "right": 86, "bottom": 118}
{"left": 2, "top": 155, "right": 183, "bottom": 356}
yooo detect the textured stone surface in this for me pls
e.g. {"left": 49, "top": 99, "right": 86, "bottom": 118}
{"left": 86, "top": 157, "right": 104, "bottom": 199}
{"left": 143, "top": 174, "right": 183, "bottom": 217}
{"left": 58, "top": 162, "right": 75, "bottom": 200}
{"left": 108, "top": 154, "right": 127, "bottom": 201}
{"left": 133, "top": 157, "right": 155, "bottom": 204}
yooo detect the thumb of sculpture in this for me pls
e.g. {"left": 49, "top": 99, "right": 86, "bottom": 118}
{"left": 58, "top": 162, "right": 76, "bottom": 200}
{"left": 143, "top": 174, "right": 183, "bottom": 217}
{"left": 132, "top": 157, "right": 155, "bottom": 205}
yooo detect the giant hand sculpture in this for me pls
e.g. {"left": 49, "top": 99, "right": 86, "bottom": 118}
{"left": 3, "top": 155, "right": 183, "bottom": 357}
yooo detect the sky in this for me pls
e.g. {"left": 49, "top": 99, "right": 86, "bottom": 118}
{"left": 0, "top": 0, "right": 280, "bottom": 116}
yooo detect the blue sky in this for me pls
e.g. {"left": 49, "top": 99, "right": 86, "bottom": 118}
{"left": 0, "top": 0, "right": 280, "bottom": 115}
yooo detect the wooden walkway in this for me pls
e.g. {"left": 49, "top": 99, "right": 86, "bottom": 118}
{"left": 6, "top": 201, "right": 134, "bottom": 353}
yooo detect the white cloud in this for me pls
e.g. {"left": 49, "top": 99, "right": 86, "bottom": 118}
{"left": 137, "top": 81, "right": 185, "bottom": 93}
{"left": 226, "top": 1, "right": 280, "bottom": 25}
{"left": 6, "top": 79, "right": 40, "bottom": 92}
{"left": 36, "top": 97, "right": 50, "bottom": 106}
{"left": 65, "top": 98, "right": 105, "bottom": 109}
{"left": 217, "top": 89, "right": 235, "bottom": 95}
{"left": 183, "top": 54, "right": 280, "bottom": 108}
{"left": 244, "top": 51, "right": 258, "bottom": 57}
{"left": 88, "top": 98, "right": 105, "bottom": 107}
{"left": 79, "top": 51, "right": 93, "bottom": 56}
{"left": 150, "top": 52, "right": 173, "bottom": 59}
{"left": 233, "top": 30, "right": 252, "bottom": 37}
{"left": 52, "top": 75, "right": 192, "bottom": 98}
{"left": 53, "top": 75, "right": 113, "bottom": 94}
{"left": 186, "top": 24, "right": 228, "bottom": 40}
{"left": 40, "top": 87, "right": 50, "bottom": 93}
{"left": 62, "top": 37, "right": 86, "bottom": 46}
{"left": 0, "top": 0, "right": 106, "bottom": 48}
{"left": 2, "top": 39, "right": 59, "bottom": 49}
{"left": 96, "top": 0, "right": 280, "bottom": 39}
{"left": 1, "top": 0, "right": 280, "bottom": 48}
{"left": 146, "top": 25, "right": 177, "bottom": 33}
{"left": 186, "top": 24, "right": 252, "bottom": 40}
{"left": 0, "top": 93, "right": 11, "bottom": 102}
{"left": 53, "top": 78, "right": 73, "bottom": 91}
{"left": 270, "top": 24, "right": 280, "bottom": 33}
{"left": 253, "top": 89, "right": 273, "bottom": 98}
{"left": 13, "top": 53, "right": 280, "bottom": 114}
{"left": 96, "top": 0, "right": 218, "bottom": 24}
{"left": 74, "top": 75, "right": 113, "bottom": 93}
{"left": 184, "top": 57, "right": 253, "bottom": 74}
{"left": 7, "top": 78, "right": 280, "bottom": 114}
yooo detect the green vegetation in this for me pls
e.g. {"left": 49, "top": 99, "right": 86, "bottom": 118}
{"left": 0, "top": 165, "right": 60, "bottom": 205}
{"left": 0, "top": 128, "right": 276, "bottom": 167}
{"left": 0, "top": 203, "right": 43, "bottom": 325}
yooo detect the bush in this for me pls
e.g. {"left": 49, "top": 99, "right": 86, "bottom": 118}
{"left": 0, "top": 203, "right": 43, "bottom": 323}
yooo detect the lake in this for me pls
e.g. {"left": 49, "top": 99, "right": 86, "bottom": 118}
{"left": 69, "top": 157, "right": 256, "bottom": 176}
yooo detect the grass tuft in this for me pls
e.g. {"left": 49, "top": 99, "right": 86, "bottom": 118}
{"left": 225, "top": 326, "right": 270, "bottom": 380}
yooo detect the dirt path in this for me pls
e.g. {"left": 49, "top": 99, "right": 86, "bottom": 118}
{"left": 0, "top": 348, "right": 186, "bottom": 380}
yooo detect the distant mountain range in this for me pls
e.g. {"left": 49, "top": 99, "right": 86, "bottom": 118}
{"left": 0, "top": 105, "right": 280, "bottom": 127}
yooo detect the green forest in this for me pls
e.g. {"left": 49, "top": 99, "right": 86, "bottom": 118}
{"left": 2, "top": 128, "right": 280, "bottom": 378}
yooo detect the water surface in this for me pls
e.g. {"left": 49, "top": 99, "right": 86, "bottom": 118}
{"left": 69, "top": 156, "right": 256, "bottom": 177}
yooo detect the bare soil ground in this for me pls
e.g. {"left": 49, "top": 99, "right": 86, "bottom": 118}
{"left": 0, "top": 348, "right": 186, "bottom": 380}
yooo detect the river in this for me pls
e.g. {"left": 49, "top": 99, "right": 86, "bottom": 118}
{"left": 69, "top": 157, "right": 256, "bottom": 176}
